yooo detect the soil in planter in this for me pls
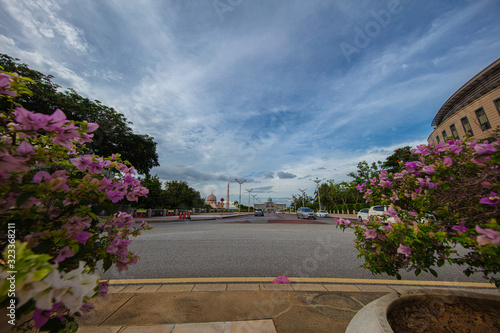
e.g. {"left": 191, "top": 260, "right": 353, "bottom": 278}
{"left": 387, "top": 299, "right": 500, "bottom": 333}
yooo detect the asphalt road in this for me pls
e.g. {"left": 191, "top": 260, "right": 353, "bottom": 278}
{"left": 99, "top": 213, "right": 493, "bottom": 284}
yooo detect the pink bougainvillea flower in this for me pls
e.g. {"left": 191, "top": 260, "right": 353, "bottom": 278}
{"left": 335, "top": 218, "right": 351, "bottom": 226}
{"left": 272, "top": 276, "right": 291, "bottom": 284}
{"left": 442, "top": 156, "right": 453, "bottom": 166}
{"left": 451, "top": 221, "right": 467, "bottom": 233}
{"left": 365, "top": 229, "right": 377, "bottom": 239}
{"left": 397, "top": 244, "right": 411, "bottom": 257}
{"left": 53, "top": 246, "right": 74, "bottom": 263}
{"left": 32, "top": 308, "right": 51, "bottom": 328}
{"left": 476, "top": 225, "right": 500, "bottom": 246}
{"left": 382, "top": 225, "right": 394, "bottom": 232}
{"left": 479, "top": 192, "right": 500, "bottom": 207}
{"left": 33, "top": 171, "right": 51, "bottom": 183}
{"left": 0, "top": 73, "right": 16, "bottom": 96}
{"left": 421, "top": 165, "right": 436, "bottom": 174}
{"left": 17, "top": 141, "right": 35, "bottom": 154}
{"left": 76, "top": 231, "right": 92, "bottom": 245}
{"left": 79, "top": 302, "right": 95, "bottom": 317}
{"left": 70, "top": 155, "right": 93, "bottom": 172}
{"left": 473, "top": 143, "right": 497, "bottom": 155}
{"left": 98, "top": 280, "right": 109, "bottom": 298}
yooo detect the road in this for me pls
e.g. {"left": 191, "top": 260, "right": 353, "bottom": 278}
{"left": 99, "top": 213, "right": 492, "bottom": 284}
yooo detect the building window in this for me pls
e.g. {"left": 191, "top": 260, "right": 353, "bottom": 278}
{"left": 461, "top": 116, "right": 474, "bottom": 136}
{"left": 435, "top": 135, "right": 441, "bottom": 144}
{"left": 441, "top": 130, "right": 448, "bottom": 141}
{"left": 494, "top": 98, "right": 500, "bottom": 116}
{"left": 449, "top": 124, "right": 459, "bottom": 139}
{"left": 475, "top": 107, "right": 491, "bottom": 131}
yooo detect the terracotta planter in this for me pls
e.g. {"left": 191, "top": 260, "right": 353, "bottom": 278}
{"left": 345, "top": 289, "right": 500, "bottom": 333}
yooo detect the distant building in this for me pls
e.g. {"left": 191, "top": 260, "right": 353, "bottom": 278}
{"left": 428, "top": 58, "right": 500, "bottom": 144}
{"left": 254, "top": 197, "right": 287, "bottom": 213}
{"left": 206, "top": 192, "right": 219, "bottom": 209}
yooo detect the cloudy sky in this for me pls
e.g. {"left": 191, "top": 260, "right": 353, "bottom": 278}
{"left": 1, "top": 0, "right": 499, "bottom": 205}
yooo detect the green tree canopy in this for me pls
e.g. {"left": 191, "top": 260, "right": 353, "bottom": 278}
{"left": 381, "top": 146, "right": 418, "bottom": 173}
{"left": 0, "top": 53, "right": 159, "bottom": 175}
{"left": 161, "top": 180, "right": 206, "bottom": 209}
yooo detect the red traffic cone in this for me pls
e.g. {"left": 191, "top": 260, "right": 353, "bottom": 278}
{"left": 178, "top": 212, "right": 183, "bottom": 219}
{"left": 187, "top": 212, "right": 191, "bottom": 219}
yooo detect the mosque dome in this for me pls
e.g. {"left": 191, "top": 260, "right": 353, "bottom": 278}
{"left": 207, "top": 193, "right": 216, "bottom": 202}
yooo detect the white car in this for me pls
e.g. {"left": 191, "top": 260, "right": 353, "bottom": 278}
{"left": 368, "top": 205, "right": 395, "bottom": 224}
{"left": 315, "top": 210, "right": 329, "bottom": 218}
{"left": 357, "top": 208, "right": 369, "bottom": 222}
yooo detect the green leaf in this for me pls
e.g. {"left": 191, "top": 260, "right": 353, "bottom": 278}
{"left": 437, "top": 258, "right": 445, "bottom": 267}
{"left": 16, "top": 191, "right": 36, "bottom": 207}
{"left": 429, "top": 269, "right": 438, "bottom": 278}
{"left": 415, "top": 268, "right": 421, "bottom": 276}
{"left": 396, "top": 273, "right": 402, "bottom": 280}
{"left": 103, "top": 257, "right": 112, "bottom": 272}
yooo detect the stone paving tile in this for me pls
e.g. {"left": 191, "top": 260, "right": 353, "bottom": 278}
{"left": 323, "top": 284, "right": 362, "bottom": 292}
{"left": 354, "top": 284, "right": 394, "bottom": 293}
{"left": 388, "top": 285, "right": 425, "bottom": 293}
{"left": 120, "top": 285, "right": 162, "bottom": 293}
{"left": 157, "top": 284, "right": 195, "bottom": 292}
{"left": 226, "top": 320, "right": 277, "bottom": 333}
{"left": 77, "top": 326, "right": 122, "bottom": 333}
{"left": 171, "top": 322, "right": 225, "bottom": 332}
{"left": 107, "top": 285, "right": 126, "bottom": 293}
{"left": 260, "top": 284, "right": 293, "bottom": 291}
{"left": 226, "top": 283, "right": 261, "bottom": 291}
{"left": 121, "top": 325, "right": 175, "bottom": 333}
{"left": 291, "top": 284, "right": 328, "bottom": 292}
{"left": 192, "top": 284, "right": 227, "bottom": 292}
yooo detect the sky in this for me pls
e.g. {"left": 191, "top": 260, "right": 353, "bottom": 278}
{"left": 1, "top": 0, "right": 499, "bottom": 206}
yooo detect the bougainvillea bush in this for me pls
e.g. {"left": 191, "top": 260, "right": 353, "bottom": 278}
{"left": 0, "top": 69, "right": 152, "bottom": 332}
{"left": 336, "top": 136, "right": 500, "bottom": 287}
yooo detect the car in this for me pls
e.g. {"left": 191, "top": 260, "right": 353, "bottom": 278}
{"left": 297, "top": 207, "right": 316, "bottom": 219}
{"left": 357, "top": 208, "right": 369, "bottom": 222}
{"left": 254, "top": 208, "right": 264, "bottom": 216}
{"left": 368, "top": 205, "right": 395, "bottom": 224}
{"left": 315, "top": 210, "right": 329, "bottom": 218}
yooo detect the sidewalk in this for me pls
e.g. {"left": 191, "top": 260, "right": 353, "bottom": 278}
{"left": 76, "top": 278, "right": 500, "bottom": 333}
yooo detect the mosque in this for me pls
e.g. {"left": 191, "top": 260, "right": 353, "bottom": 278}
{"left": 254, "top": 197, "right": 287, "bottom": 213}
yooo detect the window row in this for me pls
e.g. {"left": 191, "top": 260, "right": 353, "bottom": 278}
{"left": 435, "top": 98, "right": 500, "bottom": 143}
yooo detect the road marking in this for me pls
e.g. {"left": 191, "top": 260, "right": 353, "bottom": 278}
{"left": 107, "top": 277, "right": 495, "bottom": 288}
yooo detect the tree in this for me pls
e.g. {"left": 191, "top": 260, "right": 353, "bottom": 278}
{"left": 348, "top": 160, "right": 382, "bottom": 185}
{"left": 0, "top": 54, "right": 159, "bottom": 175}
{"left": 135, "top": 174, "right": 163, "bottom": 208}
{"left": 381, "top": 146, "right": 418, "bottom": 173}
{"left": 162, "top": 181, "right": 205, "bottom": 209}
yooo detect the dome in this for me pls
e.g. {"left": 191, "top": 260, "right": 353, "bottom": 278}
{"left": 207, "top": 193, "right": 216, "bottom": 202}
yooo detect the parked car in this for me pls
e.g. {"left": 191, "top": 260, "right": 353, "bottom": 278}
{"left": 357, "top": 208, "right": 369, "bottom": 222}
{"left": 315, "top": 210, "right": 329, "bottom": 218}
{"left": 297, "top": 207, "right": 316, "bottom": 219}
{"left": 368, "top": 205, "right": 395, "bottom": 224}
{"left": 254, "top": 208, "right": 264, "bottom": 216}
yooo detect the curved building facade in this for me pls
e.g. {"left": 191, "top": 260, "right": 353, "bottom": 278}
{"left": 428, "top": 58, "right": 500, "bottom": 144}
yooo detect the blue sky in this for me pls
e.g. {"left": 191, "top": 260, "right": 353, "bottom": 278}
{"left": 1, "top": 0, "right": 499, "bottom": 205}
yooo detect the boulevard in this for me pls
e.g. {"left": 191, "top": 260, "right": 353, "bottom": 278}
{"left": 100, "top": 213, "right": 493, "bottom": 284}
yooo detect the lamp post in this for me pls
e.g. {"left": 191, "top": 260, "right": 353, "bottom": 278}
{"left": 298, "top": 188, "right": 307, "bottom": 207}
{"left": 235, "top": 178, "right": 246, "bottom": 215}
{"left": 310, "top": 177, "right": 325, "bottom": 210}
{"left": 246, "top": 188, "right": 253, "bottom": 212}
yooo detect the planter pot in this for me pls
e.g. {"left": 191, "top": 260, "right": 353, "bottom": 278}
{"left": 346, "top": 289, "right": 500, "bottom": 333}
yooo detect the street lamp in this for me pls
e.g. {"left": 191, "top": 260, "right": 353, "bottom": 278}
{"left": 246, "top": 188, "right": 253, "bottom": 212}
{"left": 310, "top": 177, "right": 325, "bottom": 210}
{"left": 298, "top": 188, "right": 307, "bottom": 207}
{"left": 235, "top": 178, "right": 246, "bottom": 215}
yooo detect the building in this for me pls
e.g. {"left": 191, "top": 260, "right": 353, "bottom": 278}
{"left": 206, "top": 192, "right": 219, "bottom": 209}
{"left": 427, "top": 58, "right": 500, "bottom": 144}
{"left": 254, "top": 197, "right": 287, "bottom": 213}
